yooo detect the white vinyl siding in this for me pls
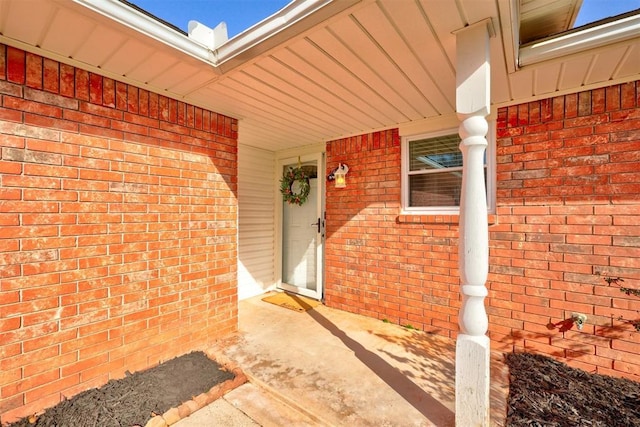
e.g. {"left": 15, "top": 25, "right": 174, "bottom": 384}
{"left": 238, "top": 145, "right": 276, "bottom": 299}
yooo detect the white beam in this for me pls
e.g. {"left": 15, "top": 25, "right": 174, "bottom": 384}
{"left": 454, "top": 18, "right": 494, "bottom": 427}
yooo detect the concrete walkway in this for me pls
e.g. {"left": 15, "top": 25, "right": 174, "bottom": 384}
{"left": 175, "top": 293, "right": 508, "bottom": 426}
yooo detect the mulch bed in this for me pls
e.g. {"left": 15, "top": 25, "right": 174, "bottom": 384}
{"left": 506, "top": 352, "right": 640, "bottom": 427}
{"left": 7, "top": 351, "right": 235, "bottom": 427}
{"left": 8, "top": 349, "right": 640, "bottom": 426}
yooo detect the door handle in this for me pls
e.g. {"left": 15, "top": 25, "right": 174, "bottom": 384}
{"left": 311, "top": 218, "right": 320, "bottom": 233}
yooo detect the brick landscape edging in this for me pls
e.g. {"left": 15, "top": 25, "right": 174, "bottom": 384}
{"left": 144, "top": 353, "right": 248, "bottom": 427}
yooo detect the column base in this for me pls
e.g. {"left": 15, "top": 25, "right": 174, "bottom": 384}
{"left": 455, "top": 334, "right": 490, "bottom": 426}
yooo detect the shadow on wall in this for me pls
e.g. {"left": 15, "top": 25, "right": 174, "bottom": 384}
{"left": 507, "top": 320, "right": 634, "bottom": 360}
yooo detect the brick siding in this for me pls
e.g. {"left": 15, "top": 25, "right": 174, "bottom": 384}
{"left": 492, "top": 81, "right": 640, "bottom": 380}
{"left": 325, "top": 129, "right": 462, "bottom": 335}
{"left": 325, "top": 81, "right": 640, "bottom": 381}
{"left": 0, "top": 45, "right": 238, "bottom": 422}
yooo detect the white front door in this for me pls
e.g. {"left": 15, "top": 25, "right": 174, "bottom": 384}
{"left": 279, "top": 153, "right": 323, "bottom": 300}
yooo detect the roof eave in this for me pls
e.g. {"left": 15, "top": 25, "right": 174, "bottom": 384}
{"left": 519, "top": 10, "right": 640, "bottom": 67}
{"left": 213, "top": 0, "right": 362, "bottom": 72}
{"left": 74, "top": 0, "right": 363, "bottom": 75}
{"left": 73, "top": 0, "right": 217, "bottom": 66}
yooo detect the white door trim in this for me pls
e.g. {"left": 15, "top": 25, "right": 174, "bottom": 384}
{"left": 275, "top": 151, "right": 325, "bottom": 300}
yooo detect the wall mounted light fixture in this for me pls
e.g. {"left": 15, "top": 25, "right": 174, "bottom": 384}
{"left": 333, "top": 163, "right": 349, "bottom": 188}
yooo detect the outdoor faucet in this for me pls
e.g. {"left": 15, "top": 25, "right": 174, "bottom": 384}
{"left": 572, "top": 313, "right": 587, "bottom": 330}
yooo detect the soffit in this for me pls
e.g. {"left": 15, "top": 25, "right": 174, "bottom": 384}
{"left": 0, "top": 0, "right": 638, "bottom": 152}
{"left": 519, "top": 0, "right": 582, "bottom": 44}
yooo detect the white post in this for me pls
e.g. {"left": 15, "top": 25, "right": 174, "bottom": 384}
{"left": 454, "top": 18, "right": 494, "bottom": 427}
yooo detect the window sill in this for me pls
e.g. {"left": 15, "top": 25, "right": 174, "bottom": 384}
{"left": 397, "top": 214, "right": 497, "bottom": 225}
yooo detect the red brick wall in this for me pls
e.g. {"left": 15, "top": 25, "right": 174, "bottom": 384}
{"left": 325, "top": 129, "right": 462, "bottom": 335}
{"left": 491, "top": 81, "right": 640, "bottom": 380}
{"left": 0, "top": 45, "right": 238, "bottom": 422}
{"left": 324, "top": 80, "right": 640, "bottom": 381}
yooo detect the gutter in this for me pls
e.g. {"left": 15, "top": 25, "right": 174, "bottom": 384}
{"left": 212, "top": 0, "right": 360, "bottom": 71}
{"left": 73, "top": 0, "right": 360, "bottom": 73}
{"left": 73, "top": 0, "right": 216, "bottom": 64}
{"left": 519, "top": 10, "right": 640, "bottom": 67}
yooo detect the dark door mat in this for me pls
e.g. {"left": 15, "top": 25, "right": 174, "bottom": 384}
{"left": 505, "top": 352, "right": 640, "bottom": 426}
{"left": 7, "top": 351, "right": 247, "bottom": 427}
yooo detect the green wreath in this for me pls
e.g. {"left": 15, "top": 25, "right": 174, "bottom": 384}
{"left": 280, "top": 167, "right": 310, "bottom": 206}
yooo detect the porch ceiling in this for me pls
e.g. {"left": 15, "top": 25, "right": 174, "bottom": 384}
{"left": 0, "top": 0, "right": 638, "bottom": 152}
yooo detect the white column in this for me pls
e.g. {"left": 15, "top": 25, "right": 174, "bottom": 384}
{"left": 454, "top": 18, "right": 494, "bottom": 427}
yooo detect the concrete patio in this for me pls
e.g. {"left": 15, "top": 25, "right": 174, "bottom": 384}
{"left": 175, "top": 293, "right": 509, "bottom": 426}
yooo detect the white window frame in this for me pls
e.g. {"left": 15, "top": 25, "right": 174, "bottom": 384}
{"left": 401, "top": 124, "right": 496, "bottom": 215}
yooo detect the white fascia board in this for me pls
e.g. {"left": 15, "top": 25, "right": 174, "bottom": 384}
{"left": 213, "top": 0, "right": 362, "bottom": 70}
{"left": 519, "top": 12, "right": 640, "bottom": 67}
{"left": 213, "top": 0, "right": 333, "bottom": 63}
{"left": 72, "top": 0, "right": 217, "bottom": 65}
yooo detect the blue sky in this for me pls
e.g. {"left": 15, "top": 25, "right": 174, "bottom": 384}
{"left": 575, "top": 0, "right": 640, "bottom": 26}
{"left": 129, "top": 0, "right": 640, "bottom": 38}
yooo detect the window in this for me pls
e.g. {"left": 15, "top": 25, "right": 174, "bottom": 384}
{"left": 402, "top": 128, "right": 494, "bottom": 214}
